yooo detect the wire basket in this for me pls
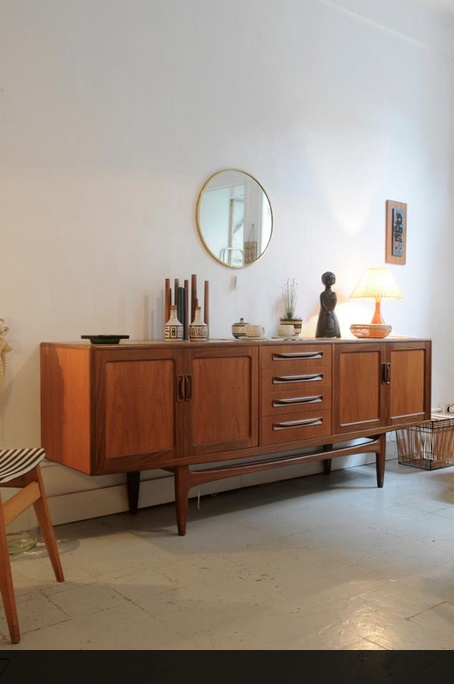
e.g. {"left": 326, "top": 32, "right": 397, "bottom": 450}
{"left": 396, "top": 414, "right": 454, "bottom": 470}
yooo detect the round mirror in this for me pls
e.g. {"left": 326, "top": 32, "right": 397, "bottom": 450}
{"left": 196, "top": 169, "right": 273, "bottom": 268}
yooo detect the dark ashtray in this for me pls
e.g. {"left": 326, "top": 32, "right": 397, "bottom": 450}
{"left": 81, "top": 335, "right": 130, "bottom": 345}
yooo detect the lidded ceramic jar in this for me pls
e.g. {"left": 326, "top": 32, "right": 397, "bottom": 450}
{"left": 231, "top": 318, "right": 249, "bottom": 339}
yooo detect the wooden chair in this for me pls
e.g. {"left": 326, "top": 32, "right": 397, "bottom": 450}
{"left": 0, "top": 447, "right": 64, "bottom": 644}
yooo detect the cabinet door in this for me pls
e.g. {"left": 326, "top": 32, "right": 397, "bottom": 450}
{"left": 388, "top": 341, "right": 431, "bottom": 426}
{"left": 186, "top": 346, "right": 259, "bottom": 456}
{"left": 94, "top": 348, "right": 184, "bottom": 473}
{"left": 333, "top": 343, "right": 385, "bottom": 434}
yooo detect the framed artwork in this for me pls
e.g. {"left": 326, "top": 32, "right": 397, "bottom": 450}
{"left": 386, "top": 200, "right": 407, "bottom": 265}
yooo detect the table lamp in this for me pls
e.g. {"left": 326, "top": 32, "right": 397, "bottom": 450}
{"left": 349, "top": 267, "right": 402, "bottom": 338}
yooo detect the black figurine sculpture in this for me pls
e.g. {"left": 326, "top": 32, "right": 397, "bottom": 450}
{"left": 315, "top": 271, "right": 341, "bottom": 338}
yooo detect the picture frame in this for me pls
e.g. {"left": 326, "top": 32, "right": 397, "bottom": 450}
{"left": 385, "top": 200, "right": 407, "bottom": 265}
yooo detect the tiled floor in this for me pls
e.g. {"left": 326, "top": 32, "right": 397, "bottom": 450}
{"left": 2, "top": 458, "right": 454, "bottom": 651}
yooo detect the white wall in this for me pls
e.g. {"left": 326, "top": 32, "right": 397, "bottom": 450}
{"left": 1, "top": 0, "right": 453, "bottom": 524}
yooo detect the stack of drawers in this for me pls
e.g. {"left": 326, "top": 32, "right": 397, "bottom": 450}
{"left": 260, "top": 344, "right": 332, "bottom": 445}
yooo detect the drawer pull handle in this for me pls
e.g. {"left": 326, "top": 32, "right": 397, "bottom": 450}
{"left": 381, "top": 362, "right": 391, "bottom": 385}
{"left": 273, "top": 373, "right": 323, "bottom": 384}
{"left": 272, "top": 395, "right": 323, "bottom": 407}
{"left": 272, "top": 352, "right": 323, "bottom": 360}
{"left": 273, "top": 417, "right": 323, "bottom": 430}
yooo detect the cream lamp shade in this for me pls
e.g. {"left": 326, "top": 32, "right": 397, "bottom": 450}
{"left": 349, "top": 267, "right": 403, "bottom": 338}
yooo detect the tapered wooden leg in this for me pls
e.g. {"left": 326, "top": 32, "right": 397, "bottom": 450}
{"left": 0, "top": 492, "right": 20, "bottom": 644}
{"left": 376, "top": 433, "right": 386, "bottom": 488}
{"left": 323, "top": 444, "right": 333, "bottom": 474}
{"left": 126, "top": 471, "right": 140, "bottom": 515}
{"left": 31, "top": 467, "right": 64, "bottom": 583}
{"left": 173, "top": 467, "right": 191, "bottom": 536}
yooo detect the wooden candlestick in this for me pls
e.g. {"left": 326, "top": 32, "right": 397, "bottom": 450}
{"left": 191, "top": 274, "right": 197, "bottom": 325}
{"left": 164, "top": 278, "right": 171, "bottom": 324}
{"left": 204, "top": 280, "right": 209, "bottom": 330}
{"left": 184, "top": 279, "right": 189, "bottom": 340}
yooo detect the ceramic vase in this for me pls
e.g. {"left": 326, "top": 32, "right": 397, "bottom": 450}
{"left": 164, "top": 305, "right": 184, "bottom": 341}
{"left": 189, "top": 306, "right": 208, "bottom": 341}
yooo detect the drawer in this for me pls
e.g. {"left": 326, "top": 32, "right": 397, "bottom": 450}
{"left": 260, "top": 344, "right": 332, "bottom": 369}
{"left": 261, "top": 366, "right": 331, "bottom": 393}
{"left": 261, "top": 409, "right": 332, "bottom": 445}
{"left": 261, "top": 361, "right": 331, "bottom": 392}
{"left": 261, "top": 385, "right": 332, "bottom": 417}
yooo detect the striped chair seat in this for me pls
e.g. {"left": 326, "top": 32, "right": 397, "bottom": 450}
{"left": 0, "top": 447, "right": 46, "bottom": 483}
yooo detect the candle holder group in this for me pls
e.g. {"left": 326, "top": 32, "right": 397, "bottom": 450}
{"left": 164, "top": 274, "right": 209, "bottom": 341}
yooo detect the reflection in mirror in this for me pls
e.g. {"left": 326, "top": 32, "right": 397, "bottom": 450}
{"left": 196, "top": 169, "right": 273, "bottom": 268}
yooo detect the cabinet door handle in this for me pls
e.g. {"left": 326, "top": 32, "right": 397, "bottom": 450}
{"left": 185, "top": 374, "right": 192, "bottom": 401}
{"left": 272, "top": 395, "right": 323, "bottom": 407}
{"left": 381, "top": 362, "right": 391, "bottom": 385}
{"left": 177, "top": 374, "right": 185, "bottom": 401}
{"left": 273, "top": 417, "right": 323, "bottom": 430}
{"left": 272, "top": 351, "right": 323, "bottom": 360}
{"left": 273, "top": 373, "right": 324, "bottom": 384}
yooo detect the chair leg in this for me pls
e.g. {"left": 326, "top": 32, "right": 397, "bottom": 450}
{"left": 0, "top": 495, "right": 20, "bottom": 644}
{"left": 31, "top": 467, "right": 64, "bottom": 583}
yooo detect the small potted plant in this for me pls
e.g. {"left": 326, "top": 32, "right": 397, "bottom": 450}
{"left": 280, "top": 278, "right": 302, "bottom": 335}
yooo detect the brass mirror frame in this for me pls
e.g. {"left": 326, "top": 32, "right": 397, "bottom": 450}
{"left": 196, "top": 168, "right": 273, "bottom": 268}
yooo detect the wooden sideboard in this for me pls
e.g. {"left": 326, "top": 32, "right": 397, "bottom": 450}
{"left": 40, "top": 338, "right": 431, "bottom": 535}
